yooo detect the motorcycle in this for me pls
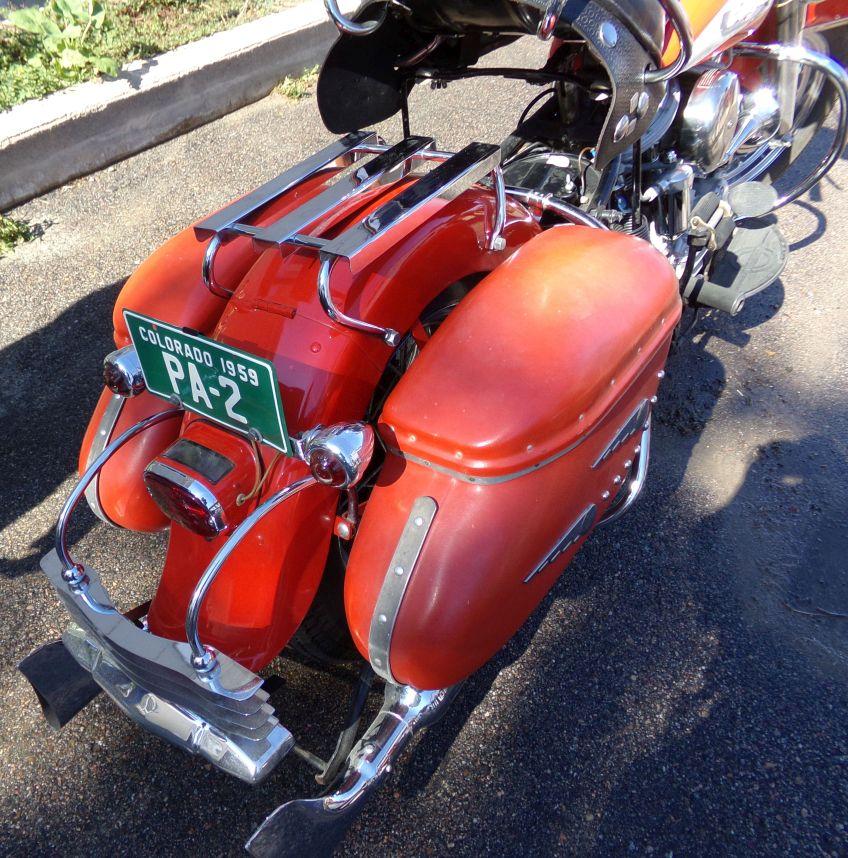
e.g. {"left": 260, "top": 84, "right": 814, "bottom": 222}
{"left": 19, "top": 0, "right": 848, "bottom": 854}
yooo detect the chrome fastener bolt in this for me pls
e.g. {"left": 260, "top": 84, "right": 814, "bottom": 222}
{"left": 602, "top": 490, "right": 610, "bottom": 500}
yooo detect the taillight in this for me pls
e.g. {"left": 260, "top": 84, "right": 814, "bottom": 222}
{"left": 143, "top": 461, "right": 226, "bottom": 539}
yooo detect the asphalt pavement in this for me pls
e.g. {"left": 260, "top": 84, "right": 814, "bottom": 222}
{"left": 1, "top": 39, "right": 847, "bottom": 858}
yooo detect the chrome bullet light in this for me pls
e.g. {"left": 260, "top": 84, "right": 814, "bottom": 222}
{"left": 103, "top": 345, "right": 146, "bottom": 397}
{"left": 299, "top": 422, "right": 375, "bottom": 488}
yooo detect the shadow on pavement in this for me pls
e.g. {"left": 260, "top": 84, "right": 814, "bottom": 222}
{"left": 0, "top": 279, "right": 123, "bottom": 578}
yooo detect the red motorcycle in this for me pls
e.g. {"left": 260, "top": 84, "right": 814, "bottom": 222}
{"left": 20, "top": 0, "right": 848, "bottom": 853}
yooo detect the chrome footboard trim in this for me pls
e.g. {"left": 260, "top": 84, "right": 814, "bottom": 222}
{"left": 41, "top": 549, "right": 293, "bottom": 783}
{"left": 246, "top": 683, "right": 459, "bottom": 857}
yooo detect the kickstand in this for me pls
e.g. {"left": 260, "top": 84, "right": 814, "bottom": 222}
{"left": 291, "top": 664, "right": 375, "bottom": 787}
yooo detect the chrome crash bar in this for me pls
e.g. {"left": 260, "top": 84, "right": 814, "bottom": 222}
{"left": 733, "top": 42, "right": 848, "bottom": 209}
{"left": 45, "top": 410, "right": 299, "bottom": 783}
{"left": 324, "top": 0, "right": 385, "bottom": 35}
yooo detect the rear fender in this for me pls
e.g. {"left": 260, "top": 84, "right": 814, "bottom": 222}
{"left": 344, "top": 226, "right": 682, "bottom": 690}
{"left": 78, "top": 171, "right": 344, "bottom": 529}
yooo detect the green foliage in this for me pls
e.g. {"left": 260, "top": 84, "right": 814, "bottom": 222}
{"left": 0, "top": 215, "right": 34, "bottom": 257}
{"left": 7, "top": 1, "right": 120, "bottom": 77}
{"left": 275, "top": 65, "right": 318, "bottom": 100}
{"left": 0, "top": 1, "right": 293, "bottom": 111}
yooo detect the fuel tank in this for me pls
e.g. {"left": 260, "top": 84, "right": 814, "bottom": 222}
{"left": 344, "top": 226, "right": 682, "bottom": 691}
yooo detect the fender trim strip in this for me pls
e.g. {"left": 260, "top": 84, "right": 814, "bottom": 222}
{"left": 368, "top": 496, "right": 438, "bottom": 684}
{"left": 84, "top": 393, "right": 124, "bottom": 526}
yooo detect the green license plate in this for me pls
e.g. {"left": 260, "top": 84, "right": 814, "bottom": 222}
{"left": 124, "top": 310, "right": 291, "bottom": 455}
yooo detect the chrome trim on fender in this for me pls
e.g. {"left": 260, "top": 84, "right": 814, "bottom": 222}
{"left": 598, "top": 416, "right": 652, "bottom": 526}
{"left": 592, "top": 398, "right": 651, "bottom": 469}
{"left": 524, "top": 504, "right": 597, "bottom": 583}
{"left": 83, "top": 393, "right": 125, "bottom": 526}
{"left": 368, "top": 496, "right": 438, "bottom": 684}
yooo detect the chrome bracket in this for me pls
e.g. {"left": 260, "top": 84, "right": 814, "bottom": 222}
{"left": 368, "top": 496, "right": 437, "bottom": 683}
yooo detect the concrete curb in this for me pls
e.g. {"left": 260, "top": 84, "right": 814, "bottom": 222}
{"left": 0, "top": 1, "right": 347, "bottom": 211}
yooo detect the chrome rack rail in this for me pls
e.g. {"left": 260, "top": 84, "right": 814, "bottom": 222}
{"left": 197, "top": 130, "right": 507, "bottom": 346}
{"left": 193, "top": 129, "right": 379, "bottom": 296}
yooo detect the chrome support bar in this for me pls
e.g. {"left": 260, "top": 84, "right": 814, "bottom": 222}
{"left": 201, "top": 234, "right": 231, "bottom": 298}
{"left": 735, "top": 43, "right": 848, "bottom": 209}
{"left": 324, "top": 0, "right": 386, "bottom": 35}
{"left": 56, "top": 409, "right": 182, "bottom": 584}
{"left": 504, "top": 187, "right": 608, "bottom": 229}
{"left": 318, "top": 257, "right": 402, "bottom": 346}
{"left": 185, "top": 476, "right": 319, "bottom": 671}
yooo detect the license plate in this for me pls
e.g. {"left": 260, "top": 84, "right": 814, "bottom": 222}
{"left": 124, "top": 310, "right": 291, "bottom": 454}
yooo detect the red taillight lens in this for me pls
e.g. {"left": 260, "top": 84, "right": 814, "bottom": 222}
{"left": 143, "top": 464, "right": 226, "bottom": 539}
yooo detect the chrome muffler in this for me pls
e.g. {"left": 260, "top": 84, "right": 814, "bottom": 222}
{"left": 246, "top": 683, "right": 460, "bottom": 857}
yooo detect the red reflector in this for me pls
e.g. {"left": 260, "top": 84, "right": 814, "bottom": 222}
{"left": 143, "top": 464, "right": 226, "bottom": 540}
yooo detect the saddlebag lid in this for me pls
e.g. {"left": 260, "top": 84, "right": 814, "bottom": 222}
{"left": 378, "top": 226, "right": 681, "bottom": 479}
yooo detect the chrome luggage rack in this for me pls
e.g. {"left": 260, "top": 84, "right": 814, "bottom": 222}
{"left": 194, "top": 130, "right": 507, "bottom": 346}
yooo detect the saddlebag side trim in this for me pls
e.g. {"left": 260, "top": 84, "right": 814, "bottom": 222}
{"left": 368, "top": 496, "right": 437, "bottom": 684}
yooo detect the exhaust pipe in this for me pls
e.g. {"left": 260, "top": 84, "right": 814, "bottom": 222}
{"left": 18, "top": 639, "right": 101, "bottom": 730}
{"left": 246, "top": 683, "right": 460, "bottom": 857}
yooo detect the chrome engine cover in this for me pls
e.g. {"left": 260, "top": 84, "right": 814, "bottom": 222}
{"left": 679, "top": 69, "right": 742, "bottom": 173}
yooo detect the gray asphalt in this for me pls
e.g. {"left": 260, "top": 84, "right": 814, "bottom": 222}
{"left": 1, "top": 38, "right": 847, "bottom": 858}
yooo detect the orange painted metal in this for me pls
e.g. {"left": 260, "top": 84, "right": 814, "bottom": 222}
{"left": 806, "top": 0, "right": 848, "bottom": 31}
{"left": 140, "top": 176, "right": 539, "bottom": 670}
{"left": 344, "top": 227, "right": 682, "bottom": 690}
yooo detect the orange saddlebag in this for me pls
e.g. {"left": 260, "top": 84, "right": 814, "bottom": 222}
{"left": 344, "top": 226, "right": 682, "bottom": 690}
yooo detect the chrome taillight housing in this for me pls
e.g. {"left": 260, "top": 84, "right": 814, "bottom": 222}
{"left": 144, "top": 461, "right": 226, "bottom": 539}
